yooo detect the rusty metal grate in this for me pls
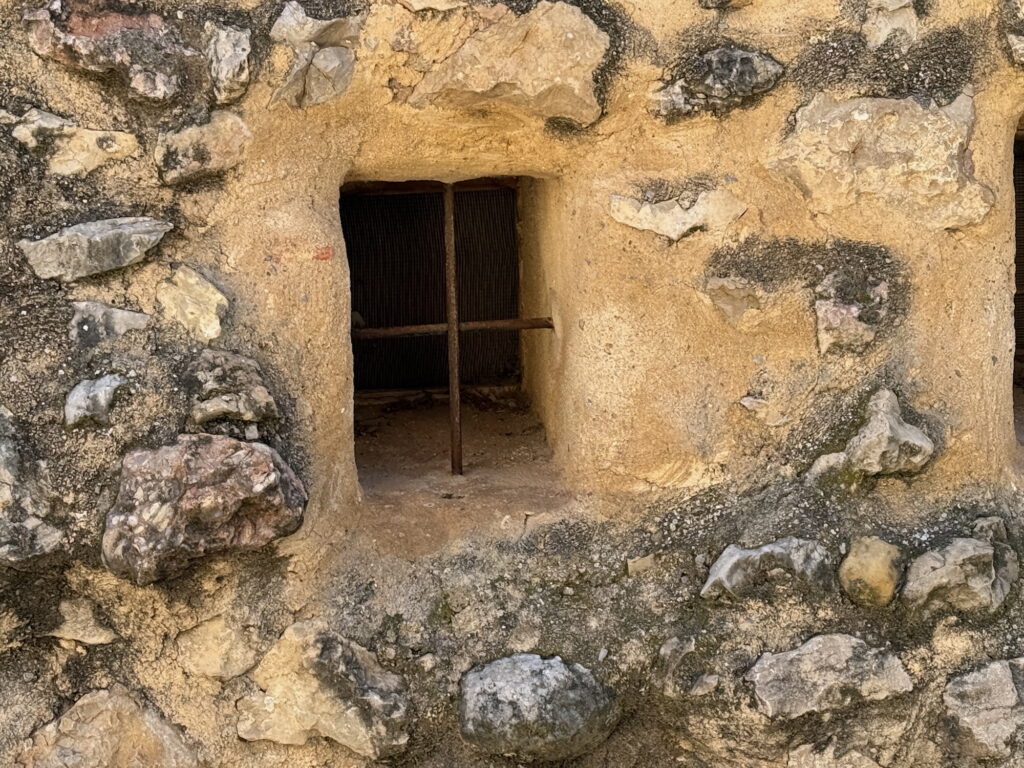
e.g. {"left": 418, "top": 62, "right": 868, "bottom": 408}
{"left": 341, "top": 179, "right": 553, "bottom": 473}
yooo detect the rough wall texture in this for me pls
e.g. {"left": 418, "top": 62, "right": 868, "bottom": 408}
{"left": 4, "top": 0, "right": 1024, "bottom": 765}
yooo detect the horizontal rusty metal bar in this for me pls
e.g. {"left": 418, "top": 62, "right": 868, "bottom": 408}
{"left": 352, "top": 316, "right": 554, "bottom": 340}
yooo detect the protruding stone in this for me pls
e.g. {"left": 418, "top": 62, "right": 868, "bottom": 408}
{"left": 609, "top": 188, "right": 746, "bottom": 241}
{"left": 944, "top": 658, "right": 1024, "bottom": 759}
{"left": 190, "top": 349, "right": 278, "bottom": 425}
{"left": 769, "top": 93, "right": 993, "bottom": 230}
{"left": 18, "top": 218, "right": 173, "bottom": 283}
{"left": 64, "top": 374, "right": 129, "bottom": 428}
{"left": 399, "top": 0, "right": 467, "bottom": 9}
{"left": 744, "top": 634, "right": 913, "bottom": 719}
{"left": 1009, "top": 33, "right": 1024, "bottom": 65}
{"left": 706, "top": 276, "right": 764, "bottom": 322}
{"left": 69, "top": 301, "right": 150, "bottom": 346}
{"left": 177, "top": 615, "right": 257, "bottom": 680}
{"left": 813, "top": 272, "right": 888, "bottom": 354}
{"left": 270, "top": 1, "right": 364, "bottom": 47}
{"left": 101, "top": 434, "right": 307, "bottom": 585}
{"left": 156, "top": 266, "right": 229, "bottom": 343}
{"left": 48, "top": 598, "right": 117, "bottom": 645}
{"left": 658, "top": 635, "right": 696, "bottom": 699}
{"left": 22, "top": 4, "right": 196, "bottom": 102}
{"left": 838, "top": 536, "right": 903, "bottom": 607}
{"left": 788, "top": 743, "right": 883, "bottom": 767}
{"left": 651, "top": 45, "right": 783, "bottom": 120}
{"left": 18, "top": 685, "right": 199, "bottom": 768}
{"left": 700, "top": 537, "right": 833, "bottom": 600}
{"left": 863, "top": 0, "right": 917, "bottom": 51}
{"left": 155, "top": 111, "right": 251, "bottom": 185}
{"left": 409, "top": 1, "right": 610, "bottom": 126}
{"left": 10, "top": 108, "right": 138, "bottom": 176}
{"left": 237, "top": 620, "right": 410, "bottom": 759}
{"left": 459, "top": 653, "right": 621, "bottom": 761}
{"left": 807, "top": 389, "right": 934, "bottom": 486}
{"left": 304, "top": 46, "right": 356, "bottom": 106}
{"left": 901, "top": 518, "right": 1019, "bottom": 616}
{"left": 205, "top": 22, "right": 251, "bottom": 103}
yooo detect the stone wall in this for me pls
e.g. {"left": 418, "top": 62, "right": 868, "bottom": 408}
{"left": 4, "top": 0, "right": 1024, "bottom": 765}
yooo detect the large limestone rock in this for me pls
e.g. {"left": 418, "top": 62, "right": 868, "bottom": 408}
{"left": 769, "top": 93, "right": 993, "bottom": 230}
{"left": 459, "top": 653, "right": 621, "bottom": 761}
{"left": 237, "top": 620, "right": 410, "bottom": 759}
{"left": 190, "top": 349, "right": 278, "bottom": 426}
{"left": 901, "top": 517, "right": 1018, "bottom": 616}
{"left": 409, "top": 1, "right": 609, "bottom": 126}
{"left": 608, "top": 188, "right": 746, "bottom": 241}
{"left": 10, "top": 108, "right": 138, "bottom": 176}
{"left": 205, "top": 22, "right": 251, "bottom": 104}
{"left": 64, "top": 374, "right": 129, "bottom": 428}
{"left": 156, "top": 266, "right": 230, "bottom": 342}
{"left": 101, "top": 433, "right": 307, "bottom": 585}
{"left": 807, "top": 389, "right": 933, "bottom": 486}
{"left": 18, "top": 686, "right": 199, "bottom": 768}
{"left": 651, "top": 45, "right": 783, "bottom": 120}
{"left": 69, "top": 301, "right": 150, "bottom": 346}
{"left": 944, "top": 658, "right": 1024, "bottom": 759}
{"left": 155, "top": 111, "right": 252, "bottom": 185}
{"left": 22, "top": 3, "right": 196, "bottom": 102}
{"left": 744, "top": 634, "right": 913, "bottom": 719}
{"left": 700, "top": 537, "right": 833, "bottom": 599}
{"left": 838, "top": 536, "right": 903, "bottom": 608}
{"left": 18, "top": 217, "right": 173, "bottom": 282}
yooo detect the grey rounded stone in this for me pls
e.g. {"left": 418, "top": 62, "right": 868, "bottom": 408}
{"left": 459, "top": 653, "right": 621, "bottom": 762}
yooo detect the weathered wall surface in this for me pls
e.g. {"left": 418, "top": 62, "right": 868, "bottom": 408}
{"left": 5, "top": 0, "right": 1024, "bottom": 765}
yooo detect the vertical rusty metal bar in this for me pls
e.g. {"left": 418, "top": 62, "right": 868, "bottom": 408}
{"left": 443, "top": 183, "right": 463, "bottom": 474}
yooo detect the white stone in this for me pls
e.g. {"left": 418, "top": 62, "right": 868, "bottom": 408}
{"left": 609, "top": 188, "right": 746, "bottom": 241}
{"left": 155, "top": 111, "right": 251, "bottom": 185}
{"left": 69, "top": 301, "right": 150, "bottom": 346}
{"left": 48, "top": 598, "right": 117, "bottom": 645}
{"left": 1009, "top": 34, "right": 1024, "bottom": 65}
{"left": 862, "top": 0, "right": 917, "bottom": 51}
{"left": 305, "top": 46, "right": 356, "bottom": 106}
{"left": 10, "top": 108, "right": 138, "bottom": 176}
{"left": 176, "top": 615, "right": 257, "bottom": 680}
{"left": 701, "top": 537, "right": 833, "bottom": 599}
{"left": 944, "top": 659, "right": 1024, "bottom": 759}
{"left": 157, "top": 266, "right": 229, "bottom": 343}
{"left": 789, "top": 743, "right": 883, "bottom": 767}
{"left": 271, "top": 1, "right": 363, "bottom": 47}
{"left": 398, "top": 0, "right": 466, "bottom": 9}
{"left": 205, "top": 22, "right": 251, "bottom": 103}
{"left": 65, "top": 374, "right": 129, "bottom": 428}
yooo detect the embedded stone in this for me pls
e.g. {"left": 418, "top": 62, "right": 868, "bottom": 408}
{"left": 270, "top": 1, "right": 364, "bottom": 47}
{"left": 10, "top": 108, "right": 138, "bottom": 176}
{"left": 651, "top": 45, "right": 783, "bottom": 120}
{"left": 155, "top": 111, "right": 252, "bottom": 185}
{"left": 237, "top": 620, "right": 410, "bottom": 759}
{"left": 838, "top": 536, "right": 903, "bottom": 607}
{"left": 69, "top": 301, "right": 151, "bottom": 346}
{"left": 409, "top": 1, "right": 610, "bottom": 126}
{"left": 807, "top": 389, "right": 933, "bottom": 484}
{"left": 18, "top": 686, "right": 199, "bottom": 768}
{"left": 705, "top": 276, "right": 764, "bottom": 321}
{"left": 609, "top": 188, "right": 746, "bottom": 241}
{"left": 190, "top": 348, "right": 278, "bottom": 425}
{"left": 658, "top": 635, "right": 696, "bottom": 699}
{"left": 101, "top": 433, "right": 307, "bottom": 585}
{"left": 22, "top": 4, "right": 196, "bottom": 102}
{"left": 459, "top": 653, "right": 621, "bottom": 761}
{"left": 156, "top": 266, "right": 230, "bottom": 343}
{"left": 305, "top": 46, "right": 357, "bottom": 106}
{"left": 788, "top": 743, "right": 883, "bottom": 767}
{"left": 64, "top": 374, "right": 129, "bottom": 428}
{"left": 699, "top": 0, "right": 752, "bottom": 7}
{"left": 18, "top": 217, "right": 173, "bottom": 282}
{"left": 177, "top": 615, "right": 257, "bottom": 680}
{"left": 205, "top": 22, "right": 251, "bottom": 104}
{"left": 863, "top": 0, "right": 917, "bottom": 51}
{"left": 769, "top": 93, "right": 993, "bottom": 230}
{"left": 944, "top": 658, "right": 1024, "bottom": 759}
{"left": 700, "top": 537, "right": 833, "bottom": 599}
{"left": 1009, "top": 33, "right": 1024, "bottom": 65}
{"left": 48, "top": 598, "right": 117, "bottom": 645}
{"left": 744, "top": 634, "right": 913, "bottom": 719}
{"left": 399, "top": 0, "right": 467, "bottom": 9}
{"left": 814, "top": 272, "right": 887, "bottom": 354}
{"left": 901, "top": 518, "right": 1019, "bottom": 616}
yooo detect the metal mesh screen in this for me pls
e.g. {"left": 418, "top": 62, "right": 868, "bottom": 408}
{"left": 342, "top": 184, "right": 520, "bottom": 391}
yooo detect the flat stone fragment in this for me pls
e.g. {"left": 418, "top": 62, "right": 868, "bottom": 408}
{"left": 157, "top": 266, "right": 229, "bottom": 343}
{"left": 22, "top": 4, "right": 196, "bottom": 101}
{"left": 700, "top": 537, "right": 833, "bottom": 599}
{"left": 399, "top": 0, "right": 467, "bottom": 9}
{"left": 409, "top": 1, "right": 610, "bottom": 126}
{"left": 18, "top": 685, "right": 199, "bottom": 768}
{"left": 459, "top": 653, "right": 621, "bottom": 761}
{"left": 18, "top": 217, "right": 173, "bottom": 282}
{"left": 10, "top": 108, "right": 138, "bottom": 176}
{"left": 651, "top": 45, "right": 783, "bottom": 120}
{"left": 788, "top": 743, "right": 883, "bottom": 767}
{"left": 191, "top": 348, "right": 279, "bottom": 425}
{"left": 1009, "top": 33, "right": 1024, "bottom": 65}
{"left": 155, "top": 111, "right": 252, "bottom": 184}
{"left": 838, "top": 536, "right": 903, "bottom": 607}
{"left": 271, "top": 1, "right": 364, "bottom": 47}
{"left": 205, "top": 22, "right": 251, "bottom": 103}
{"left": 944, "top": 658, "right": 1024, "bottom": 759}
{"left": 901, "top": 517, "right": 1019, "bottom": 616}
{"left": 237, "top": 620, "right": 410, "bottom": 759}
{"left": 744, "top": 634, "right": 913, "bottom": 719}
{"left": 64, "top": 374, "right": 129, "bottom": 428}
{"left": 101, "top": 433, "right": 307, "bottom": 585}
{"left": 177, "top": 614, "right": 257, "bottom": 680}
{"left": 48, "top": 598, "right": 117, "bottom": 645}
{"left": 814, "top": 299, "right": 875, "bottom": 353}
{"left": 768, "top": 93, "right": 993, "bottom": 230}
{"left": 69, "top": 301, "right": 150, "bottom": 346}
{"left": 609, "top": 188, "right": 746, "bottom": 241}
{"left": 305, "top": 46, "right": 356, "bottom": 106}
{"left": 863, "top": 0, "right": 917, "bottom": 51}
